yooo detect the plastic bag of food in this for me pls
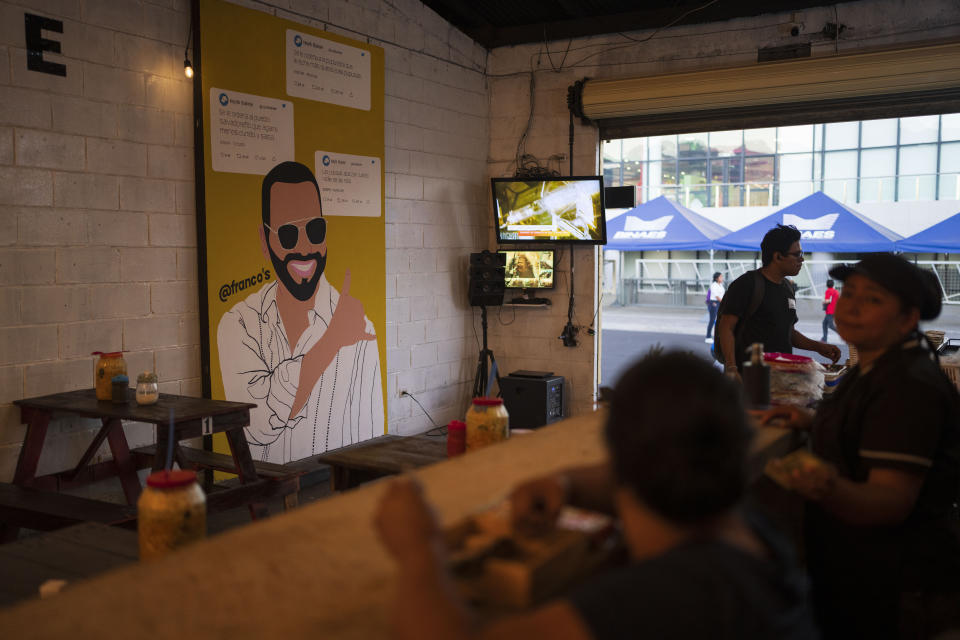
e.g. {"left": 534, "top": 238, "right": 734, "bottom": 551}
{"left": 764, "top": 353, "right": 825, "bottom": 407}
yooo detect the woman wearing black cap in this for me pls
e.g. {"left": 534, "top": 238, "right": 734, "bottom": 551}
{"left": 765, "top": 253, "right": 960, "bottom": 639}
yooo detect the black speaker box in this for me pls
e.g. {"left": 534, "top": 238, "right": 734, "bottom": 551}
{"left": 604, "top": 185, "right": 636, "bottom": 209}
{"left": 500, "top": 371, "right": 565, "bottom": 429}
{"left": 469, "top": 251, "right": 505, "bottom": 306}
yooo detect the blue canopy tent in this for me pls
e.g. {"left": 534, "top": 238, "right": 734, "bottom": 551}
{"left": 605, "top": 195, "right": 730, "bottom": 251}
{"left": 898, "top": 210, "right": 960, "bottom": 253}
{"left": 713, "top": 191, "right": 901, "bottom": 253}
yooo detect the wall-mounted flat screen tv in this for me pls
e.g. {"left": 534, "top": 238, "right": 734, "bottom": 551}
{"left": 492, "top": 177, "right": 607, "bottom": 244}
{"left": 499, "top": 250, "right": 554, "bottom": 289}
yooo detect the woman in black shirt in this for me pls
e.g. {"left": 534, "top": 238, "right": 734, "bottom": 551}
{"left": 766, "top": 253, "right": 960, "bottom": 639}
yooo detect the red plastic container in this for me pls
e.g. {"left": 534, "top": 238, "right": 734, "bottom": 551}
{"left": 446, "top": 420, "right": 466, "bottom": 457}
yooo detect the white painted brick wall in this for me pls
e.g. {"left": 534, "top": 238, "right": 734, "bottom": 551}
{"left": 0, "top": 0, "right": 196, "bottom": 480}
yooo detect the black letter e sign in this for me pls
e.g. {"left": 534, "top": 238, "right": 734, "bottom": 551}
{"left": 25, "top": 13, "right": 66, "bottom": 77}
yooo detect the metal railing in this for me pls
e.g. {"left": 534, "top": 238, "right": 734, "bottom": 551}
{"left": 616, "top": 258, "right": 960, "bottom": 305}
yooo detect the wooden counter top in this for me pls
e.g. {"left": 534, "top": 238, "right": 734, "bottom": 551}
{"left": 0, "top": 411, "right": 799, "bottom": 638}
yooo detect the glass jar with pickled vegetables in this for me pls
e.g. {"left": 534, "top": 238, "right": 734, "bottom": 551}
{"left": 465, "top": 398, "right": 510, "bottom": 451}
{"left": 137, "top": 469, "right": 206, "bottom": 560}
{"left": 92, "top": 351, "right": 126, "bottom": 401}
{"left": 135, "top": 372, "right": 159, "bottom": 405}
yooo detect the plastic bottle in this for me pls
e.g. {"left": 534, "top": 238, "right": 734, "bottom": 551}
{"left": 446, "top": 420, "right": 466, "bottom": 457}
{"left": 742, "top": 342, "right": 771, "bottom": 410}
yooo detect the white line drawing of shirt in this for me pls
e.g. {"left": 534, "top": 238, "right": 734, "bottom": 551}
{"left": 217, "top": 275, "right": 384, "bottom": 464}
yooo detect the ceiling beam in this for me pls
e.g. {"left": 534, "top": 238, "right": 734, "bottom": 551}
{"left": 463, "top": 0, "right": 838, "bottom": 49}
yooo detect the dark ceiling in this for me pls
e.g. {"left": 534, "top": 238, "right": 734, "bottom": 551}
{"left": 420, "top": 0, "right": 849, "bottom": 49}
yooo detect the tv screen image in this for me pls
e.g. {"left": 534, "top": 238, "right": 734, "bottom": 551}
{"left": 500, "top": 250, "right": 554, "bottom": 289}
{"left": 492, "top": 177, "right": 607, "bottom": 244}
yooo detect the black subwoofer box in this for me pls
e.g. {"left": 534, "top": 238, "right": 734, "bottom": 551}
{"left": 500, "top": 371, "right": 565, "bottom": 429}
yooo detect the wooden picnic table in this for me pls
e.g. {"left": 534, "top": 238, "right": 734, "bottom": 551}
{"left": 0, "top": 411, "right": 803, "bottom": 635}
{"left": 0, "top": 522, "right": 138, "bottom": 608}
{"left": 314, "top": 434, "right": 447, "bottom": 490}
{"left": 1, "top": 389, "right": 288, "bottom": 542}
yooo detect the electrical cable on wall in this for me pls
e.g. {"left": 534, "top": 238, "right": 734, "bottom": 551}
{"left": 400, "top": 390, "right": 443, "bottom": 435}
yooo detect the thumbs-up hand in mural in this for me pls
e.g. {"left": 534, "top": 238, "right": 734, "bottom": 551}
{"left": 289, "top": 269, "right": 376, "bottom": 419}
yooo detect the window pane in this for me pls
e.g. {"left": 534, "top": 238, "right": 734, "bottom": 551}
{"left": 824, "top": 151, "right": 858, "bottom": 178}
{"left": 859, "top": 178, "right": 895, "bottom": 203}
{"left": 622, "top": 138, "right": 647, "bottom": 162}
{"left": 744, "top": 156, "right": 775, "bottom": 182}
{"left": 858, "top": 148, "right": 895, "bottom": 203}
{"left": 677, "top": 132, "right": 708, "bottom": 158}
{"left": 780, "top": 182, "right": 814, "bottom": 206}
{"left": 603, "top": 163, "right": 620, "bottom": 186}
{"left": 678, "top": 159, "right": 707, "bottom": 184}
{"left": 943, "top": 113, "right": 960, "bottom": 141}
{"left": 777, "top": 125, "right": 814, "bottom": 153}
{"left": 601, "top": 139, "right": 622, "bottom": 163}
{"left": 861, "top": 118, "right": 898, "bottom": 147}
{"left": 824, "top": 121, "right": 859, "bottom": 150}
{"left": 779, "top": 155, "right": 813, "bottom": 206}
{"left": 662, "top": 161, "right": 678, "bottom": 185}
{"left": 900, "top": 115, "right": 938, "bottom": 144}
{"left": 621, "top": 160, "right": 642, "bottom": 187}
{"left": 647, "top": 161, "right": 663, "bottom": 189}
{"left": 823, "top": 150, "right": 857, "bottom": 203}
{"left": 940, "top": 142, "right": 960, "bottom": 174}
{"left": 780, "top": 153, "right": 812, "bottom": 181}
{"left": 939, "top": 174, "right": 960, "bottom": 200}
{"left": 860, "top": 148, "right": 895, "bottom": 177}
{"left": 710, "top": 159, "right": 726, "bottom": 183}
{"left": 898, "top": 175, "right": 936, "bottom": 201}
{"left": 649, "top": 135, "right": 676, "bottom": 162}
{"left": 744, "top": 127, "right": 775, "bottom": 154}
{"left": 899, "top": 145, "right": 937, "bottom": 175}
{"left": 709, "top": 130, "right": 741, "bottom": 157}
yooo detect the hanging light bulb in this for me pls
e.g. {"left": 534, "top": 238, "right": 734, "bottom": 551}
{"left": 184, "top": 58, "right": 194, "bottom": 78}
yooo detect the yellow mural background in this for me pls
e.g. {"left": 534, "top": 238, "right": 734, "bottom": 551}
{"left": 198, "top": 0, "right": 387, "bottom": 457}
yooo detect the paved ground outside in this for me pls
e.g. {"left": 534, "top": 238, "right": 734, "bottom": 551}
{"left": 599, "top": 303, "right": 960, "bottom": 388}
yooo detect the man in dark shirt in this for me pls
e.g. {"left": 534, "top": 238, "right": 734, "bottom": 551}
{"left": 717, "top": 224, "right": 840, "bottom": 375}
{"left": 374, "top": 352, "right": 819, "bottom": 640}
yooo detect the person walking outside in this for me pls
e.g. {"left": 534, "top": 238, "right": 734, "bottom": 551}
{"left": 706, "top": 271, "right": 724, "bottom": 343}
{"left": 821, "top": 279, "right": 839, "bottom": 342}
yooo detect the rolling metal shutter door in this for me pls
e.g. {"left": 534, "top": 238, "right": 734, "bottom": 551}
{"left": 573, "top": 42, "right": 960, "bottom": 138}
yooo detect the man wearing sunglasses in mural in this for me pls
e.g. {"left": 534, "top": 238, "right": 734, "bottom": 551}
{"left": 217, "top": 161, "right": 384, "bottom": 463}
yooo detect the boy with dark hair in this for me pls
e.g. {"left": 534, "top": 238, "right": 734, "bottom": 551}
{"left": 716, "top": 224, "right": 840, "bottom": 375}
{"left": 375, "top": 352, "right": 819, "bottom": 640}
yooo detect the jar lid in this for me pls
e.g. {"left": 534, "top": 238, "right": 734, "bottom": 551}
{"left": 91, "top": 351, "right": 124, "bottom": 357}
{"left": 111, "top": 374, "right": 129, "bottom": 383}
{"left": 146, "top": 469, "right": 198, "bottom": 488}
{"left": 472, "top": 397, "right": 503, "bottom": 406}
{"left": 447, "top": 420, "right": 466, "bottom": 430}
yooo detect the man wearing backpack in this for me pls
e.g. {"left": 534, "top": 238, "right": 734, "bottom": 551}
{"left": 716, "top": 224, "right": 841, "bottom": 377}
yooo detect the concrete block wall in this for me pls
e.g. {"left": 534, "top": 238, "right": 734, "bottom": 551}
{"left": 0, "top": 0, "right": 489, "bottom": 482}
{"left": 267, "top": 0, "right": 490, "bottom": 434}
{"left": 486, "top": 0, "right": 960, "bottom": 414}
{"left": 0, "top": 0, "right": 196, "bottom": 480}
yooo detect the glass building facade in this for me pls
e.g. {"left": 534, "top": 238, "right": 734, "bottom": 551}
{"left": 602, "top": 113, "right": 960, "bottom": 209}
